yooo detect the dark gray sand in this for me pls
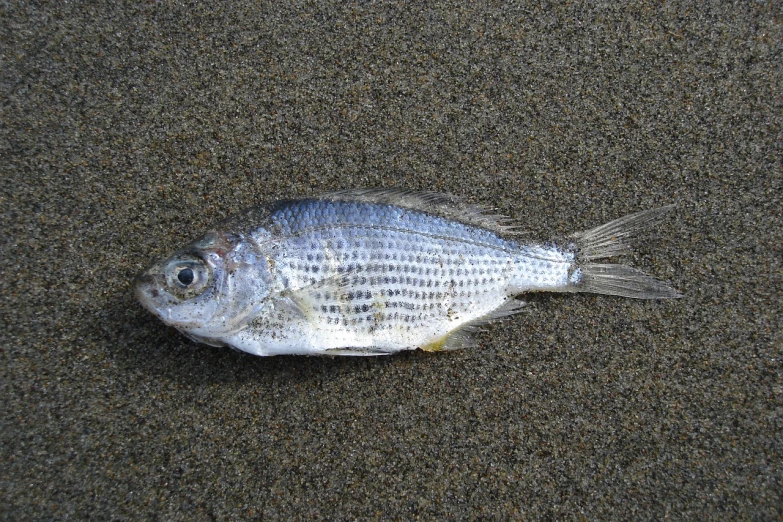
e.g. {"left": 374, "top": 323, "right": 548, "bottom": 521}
{"left": 3, "top": 2, "right": 781, "bottom": 519}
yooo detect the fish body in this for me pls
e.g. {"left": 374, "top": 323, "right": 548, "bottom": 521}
{"left": 133, "top": 190, "right": 680, "bottom": 356}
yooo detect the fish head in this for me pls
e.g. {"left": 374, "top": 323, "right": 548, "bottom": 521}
{"left": 133, "top": 229, "right": 273, "bottom": 345}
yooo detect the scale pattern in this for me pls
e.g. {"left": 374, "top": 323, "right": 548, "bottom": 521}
{"left": 247, "top": 199, "right": 572, "bottom": 351}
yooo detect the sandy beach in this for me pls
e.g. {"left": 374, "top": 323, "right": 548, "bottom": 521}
{"left": 3, "top": 2, "right": 781, "bottom": 519}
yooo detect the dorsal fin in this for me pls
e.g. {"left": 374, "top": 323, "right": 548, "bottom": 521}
{"left": 318, "top": 188, "right": 520, "bottom": 235}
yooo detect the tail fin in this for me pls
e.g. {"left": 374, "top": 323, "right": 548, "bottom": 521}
{"left": 570, "top": 206, "right": 682, "bottom": 299}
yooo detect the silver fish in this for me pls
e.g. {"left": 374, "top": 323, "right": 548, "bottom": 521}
{"left": 133, "top": 190, "right": 680, "bottom": 356}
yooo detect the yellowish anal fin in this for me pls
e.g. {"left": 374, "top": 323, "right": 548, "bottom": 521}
{"left": 421, "top": 298, "right": 528, "bottom": 351}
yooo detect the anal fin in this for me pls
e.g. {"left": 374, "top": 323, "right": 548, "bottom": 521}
{"left": 421, "top": 298, "right": 528, "bottom": 351}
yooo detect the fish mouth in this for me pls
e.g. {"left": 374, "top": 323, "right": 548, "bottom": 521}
{"left": 133, "top": 271, "right": 159, "bottom": 301}
{"left": 133, "top": 272, "right": 157, "bottom": 296}
{"left": 132, "top": 270, "right": 172, "bottom": 322}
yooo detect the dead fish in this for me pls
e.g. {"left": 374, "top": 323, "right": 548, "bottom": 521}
{"left": 133, "top": 189, "right": 680, "bottom": 356}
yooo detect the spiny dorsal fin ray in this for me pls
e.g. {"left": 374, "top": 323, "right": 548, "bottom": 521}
{"left": 319, "top": 188, "right": 520, "bottom": 235}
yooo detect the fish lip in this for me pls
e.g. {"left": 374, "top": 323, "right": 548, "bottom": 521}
{"left": 132, "top": 271, "right": 157, "bottom": 300}
{"left": 132, "top": 270, "right": 171, "bottom": 321}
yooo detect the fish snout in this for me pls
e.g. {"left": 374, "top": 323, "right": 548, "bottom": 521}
{"left": 133, "top": 270, "right": 165, "bottom": 306}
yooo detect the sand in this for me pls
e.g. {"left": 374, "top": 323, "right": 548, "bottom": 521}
{"left": 2, "top": 2, "right": 781, "bottom": 519}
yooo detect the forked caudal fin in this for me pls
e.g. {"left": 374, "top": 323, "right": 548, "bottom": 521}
{"left": 569, "top": 206, "right": 682, "bottom": 299}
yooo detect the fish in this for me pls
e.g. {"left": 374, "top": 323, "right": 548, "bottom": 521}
{"left": 133, "top": 189, "right": 681, "bottom": 356}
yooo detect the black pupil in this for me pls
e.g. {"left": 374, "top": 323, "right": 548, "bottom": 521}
{"left": 177, "top": 268, "right": 194, "bottom": 285}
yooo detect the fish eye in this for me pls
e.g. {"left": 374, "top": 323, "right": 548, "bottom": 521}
{"left": 164, "top": 256, "right": 212, "bottom": 297}
{"left": 177, "top": 267, "right": 194, "bottom": 286}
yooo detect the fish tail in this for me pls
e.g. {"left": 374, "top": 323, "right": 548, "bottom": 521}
{"left": 567, "top": 206, "right": 682, "bottom": 299}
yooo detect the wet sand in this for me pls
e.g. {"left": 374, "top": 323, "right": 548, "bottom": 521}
{"left": 3, "top": 2, "right": 781, "bottom": 519}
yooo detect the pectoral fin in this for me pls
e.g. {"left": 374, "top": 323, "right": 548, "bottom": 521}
{"left": 280, "top": 272, "right": 354, "bottom": 322}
